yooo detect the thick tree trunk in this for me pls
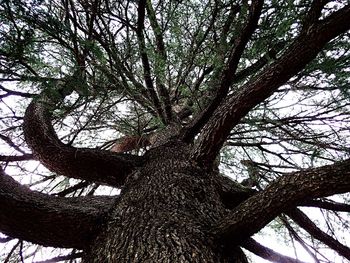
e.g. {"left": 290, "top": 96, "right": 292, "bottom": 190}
{"left": 83, "top": 141, "right": 248, "bottom": 262}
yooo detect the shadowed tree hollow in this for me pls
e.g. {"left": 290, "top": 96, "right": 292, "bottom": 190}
{"left": 0, "top": 0, "right": 350, "bottom": 262}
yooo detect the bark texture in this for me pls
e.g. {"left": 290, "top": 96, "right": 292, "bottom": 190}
{"left": 83, "top": 141, "right": 248, "bottom": 262}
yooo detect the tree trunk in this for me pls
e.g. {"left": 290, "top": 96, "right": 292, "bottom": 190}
{"left": 83, "top": 141, "right": 248, "bottom": 262}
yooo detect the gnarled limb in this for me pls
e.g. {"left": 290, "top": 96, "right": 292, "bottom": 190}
{"left": 0, "top": 167, "right": 115, "bottom": 249}
{"left": 210, "top": 158, "right": 350, "bottom": 246}
{"left": 242, "top": 238, "right": 307, "bottom": 263}
{"left": 286, "top": 208, "right": 350, "bottom": 260}
{"left": 23, "top": 97, "right": 144, "bottom": 187}
{"left": 191, "top": 4, "right": 350, "bottom": 167}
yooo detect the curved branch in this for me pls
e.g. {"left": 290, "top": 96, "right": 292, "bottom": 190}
{"left": 0, "top": 167, "right": 115, "bottom": 249}
{"left": 242, "top": 238, "right": 307, "bottom": 263}
{"left": 191, "top": 4, "right": 350, "bottom": 166}
{"left": 210, "top": 158, "right": 350, "bottom": 245}
{"left": 286, "top": 208, "right": 350, "bottom": 260}
{"left": 23, "top": 97, "right": 144, "bottom": 187}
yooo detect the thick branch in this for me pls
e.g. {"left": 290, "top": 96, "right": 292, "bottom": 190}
{"left": 23, "top": 98, "right": 144, "bottom": 187}
{"left": 0, "top": 167, "right": 114, "bottom": 249}
{"left": 191, "top": 4, "right": 350, "bottom": 166}
{"left": 210, "top": 158, "right": 350, "bottom": 245}
{"left": 242, "top": 238, "right": 307, "bottom": 263}
{"left": 286, "top": 208, "right": 350, "bottom": 260}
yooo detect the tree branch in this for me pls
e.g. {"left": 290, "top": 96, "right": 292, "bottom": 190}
{"left": 0, "top": 84, "right": 36, "bottom": 98}
{"left": 191, "top": 4, "right": 350, "bottom": 167}
{"left": 302, "top": 0, "right": 330, "bottom": 29}
{"left": 182, "top": 0, "right": 263, "bottom": 142}
{"left": 23, "top": 95, "right": 144, "bottom": 187}
{"left": 0, "top": 167, "right": 114, "bottom": 249}
{"left": 242, "top": 238, "right": 307, "bottom": 263}
{"left": 146, "top": 0, "right": 173, "bottom": 122}
{"left": 210, "top": 158, "right": 350, "bottom": 246}
{"left": 0, "top": 154, "right": 34, "bottom": 162}
{"left": 137, "top": 0, "right": 166, "bottom": 123}
{"left": 300, "top": 199, "right": 350, "bottom": 213}
{"left": 286, "top": 208, "right": 350, "bottom": 260}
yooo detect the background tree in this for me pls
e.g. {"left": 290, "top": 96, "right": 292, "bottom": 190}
{"left": 0, "top": 0, "right": 350, "bottom": 262}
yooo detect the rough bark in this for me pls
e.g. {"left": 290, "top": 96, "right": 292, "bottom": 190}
{"left": 2, "top": 140, "right": 350, "bottom": 261}
{"left": 83, "top": 142, "right": 249, "bottom": 262}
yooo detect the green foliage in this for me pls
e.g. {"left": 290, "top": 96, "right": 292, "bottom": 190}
{"left": 0, "top": 1, "right": 350, "bottom": 261}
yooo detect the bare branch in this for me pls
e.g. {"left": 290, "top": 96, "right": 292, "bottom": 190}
{"left": 146, "top": 0, "right": 173, "bottom": 121}
{"left": 242, "top": 238, "right": 307, "bottom": 263}
{"left": 0, "top": 134, "right": 27, "bottom": 154}
{"left": 287, "top": 208, "right": 350, "bottom": 260}
{"left": 0, "top": 154, "right": 34, "bottom": 162}
{"left": 300, "top": 199, "right": 350, "bottom": 213}
{"left": 0, "top": 236, "right": 13, "bottom": 243}
{"left": 0, "top": 84, "right": 36, "bottom": 98}
{"left": 33, "top": 252, "right": 83, "bottom": 263}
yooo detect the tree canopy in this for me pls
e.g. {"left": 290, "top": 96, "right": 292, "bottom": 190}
{"left": 0, "top": 0, "right": 350, "bottom": 262}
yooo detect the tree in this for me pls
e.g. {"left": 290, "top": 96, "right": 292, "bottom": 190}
{"left": 0, "top": 0, "right": 350, "bottom": 262}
